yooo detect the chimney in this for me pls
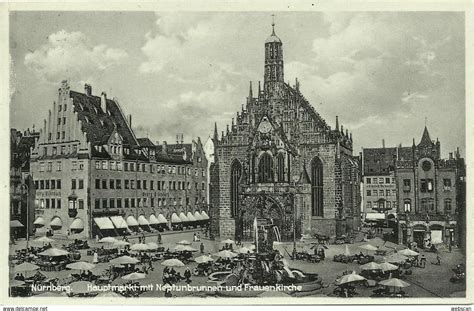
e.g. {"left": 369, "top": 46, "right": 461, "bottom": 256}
{"left": 101, "top": 92, "right": 107, "bottom": 113}
{"left": 382, "top": 139, "right": 385, "bottom": 148}
{"left": 128, "top": 115, "right": 132, "bottom": 128}
{"left": 84, "top": 84, "right": 92, "bottom": 96}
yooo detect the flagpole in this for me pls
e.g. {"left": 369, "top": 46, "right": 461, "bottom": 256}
{"left": 254, "top": 216, "right": 258, "bottom": 252}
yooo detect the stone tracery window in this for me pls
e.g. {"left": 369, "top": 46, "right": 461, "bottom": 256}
{"left": 258, "top": 153, "right": 273, "bottom": 183}
{"left": 311, "top": 157, "right": 323, "bottom": 216}
{"left": 277, "top": 152, "right": 285, "bottom": 182}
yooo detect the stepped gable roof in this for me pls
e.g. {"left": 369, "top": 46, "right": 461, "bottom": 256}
{"left": 70, "top": 90, "right": 137, "bottom": 147}
{"left": 363, "top": 147, "right": 397, "bottom": 175}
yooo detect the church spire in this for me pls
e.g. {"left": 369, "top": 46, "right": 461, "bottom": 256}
{"left": 264, "top": 15, "right": 284, "bottom": 90}
{"left": 213, "top": 122, "right": 219, "bottom": 142}
{"left": 419, "top": 125, "right": 432, "bottom": 145}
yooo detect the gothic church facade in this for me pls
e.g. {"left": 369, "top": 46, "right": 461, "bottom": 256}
{"left": 209, "top": 25, "right": 361, "bottom": 241}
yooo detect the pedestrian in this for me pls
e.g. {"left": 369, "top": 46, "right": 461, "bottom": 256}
{"left": 436, "top": 254, "right": 441, "bottom": 265}
{"left": 200, "top": 242, "right": 205, "bottom": 254}
{"left": 93, "top": 251, "right": 98, "bottom": 264}
{"left": 184, "top": 268, "right": 192, "bottom": 284}
{"left": 193, "top": 232, "right": 197, "bottom": 242}
{"left": 157, "top": 233, "right": 162, "bottom": 244}
{"left": 420, "top": 254, "right": 426, "bottom": 268}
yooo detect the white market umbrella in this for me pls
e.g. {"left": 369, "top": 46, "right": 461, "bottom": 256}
{"left": 237, "top": 247, "right": 253, "bottom": 254}
{"left": 385, "top": 253, "right": 408, "bottom": 263}
{"left": 38, "top": 248, "right": 69, "bottom": 257}
{"left": 379, "top": 262, "right": 399, "bottom": 272}
{"left": 379, "top": 278, "right": 411, "bottom": 288}
{"left": 398, "top": 249, "right": 419, "bottom": 257}
{"left": 213, "top": 250, "right": 237, "bottom": 259}
{"left": 121, "top": 272, "right": 147, "bottom": 280}
{"left": 33, "top": 236, "right": 55, "bottom": 243}
{"left": 359, "top": 244, "right": 378, "bottom": 251}
{"left": 110, "top": 256, "right": 140, "bottom": 265}
{"left": 161, "top": 259, "right": 185, "bottom": 267}
{"left": 360, "top": 262, "right": 381, "bottom": 271}
{"left": 336, "top": 271, "right": 366, "bottom": 286}
{"left": 99, "top": 237, "right": 118, "bottom": 244}
{"left": 194, "top": 255, "right": 214, "bottom": 264}
{"left": 130, "top": 243, "right": 150, "bottom": 251}
{"left": 14, "top": 262, "right": 40, "bottom": 273}
{"left": 113, "top": 240, "right": 130, "bottom": 248}
{"left": 66, "top": 261, "right": 96, "bottom": 271}
{"left": 146, "top": 242, "right": 159, "bottom": 250}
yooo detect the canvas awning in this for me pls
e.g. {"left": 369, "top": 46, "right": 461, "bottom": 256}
{"left": 179, "top": 212, "right": 190, "bottom": 222}
{"left": 33, "top": 217, "right": 45, "bottom": 226}
{"left": 10, "top": 220, "right": 24, "bottom": 228}
{"left": 94, "top": 217, "right": 114, "bottom": 230}
{"left": 149, "top": 215, "right": 159, "bottom": 225}
{"left": 201, "top": 211, "right": 210, "bottom": 220}
{"left": 157, "top": 214, "right": 168, "bottom": 224}
{"left": 171, "top": 213, "right": 181, "bottom": 223}
{"left": 70, "top": 218, "right": 84, "bottom": 230}
{"left": 137, "top": 215, "right": 150, "bottom": 226}
{"left": 50, "top": 217, "right": 63, "bottom": 228}
{"left": 110, "top": 216, "right": 128, "bottom": 229}
{"left": 365, "top": 213, "right": 386, "bottom": 220}
{"left": 126, "top": 216, "right": 139, "bottom": 227}
{"left": 186, "top": 212, "right": 197, "bottom": 222}
{"left": 194, "top": 211, "right": 203, "bottom": 221}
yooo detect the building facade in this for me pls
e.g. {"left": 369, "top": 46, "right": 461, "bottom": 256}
{"left": 29, "top": 81, "right": 209, "bottom": 239}
{"left": 361, "top": 127, "right": 465, "bottom": 247}
{"left": 10, "top": 128, "right": 39, "bottom": 240}
{"left": 209, "top": 25, "right": 361, "bottom": 243}
{"left": 361, "top": 147, "right": 398, "bottom": 222}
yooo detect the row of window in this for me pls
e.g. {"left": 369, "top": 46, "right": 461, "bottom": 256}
{"left": 366, "top": 177, "right": 395, "bottom": 184}
{"left": 42, "top": 144, "right": 79, "bottom": 156}
{"left": 35, "top": 179, "right": 84, "bottom": 190}
{"left": 93, "top": 196, "right": 206, "bottom": 209}
{"left": 37, "top": 198, "right": 84, "bottom": 209}
{"left": 94, "top": 160, "right": 206, "bottom": 177}
{"left": 401, "top": 198, "right": 452, "bottom": 213}
{"left": 402, "top": 178, "right": 452, "bottom": 193}
{"left": 366, "top": 201, "right": 397, "bottom": 210}
{"left": 366, "top": 189, "right": 397, "bottom": 197}
{"left": 94, "top": 179, "right": 206, "bottom": 191}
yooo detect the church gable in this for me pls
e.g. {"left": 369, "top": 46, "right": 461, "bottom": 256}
{"left": 249, "top": 115, "right": 297, "bottom": 156}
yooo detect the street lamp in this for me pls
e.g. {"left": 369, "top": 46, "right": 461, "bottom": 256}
{"left": 18, "top": 183, "right": 29, "bottom": 249}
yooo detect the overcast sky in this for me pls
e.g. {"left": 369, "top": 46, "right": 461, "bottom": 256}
{"left": 9, "top": 11, "right": 465, "bottom": 157}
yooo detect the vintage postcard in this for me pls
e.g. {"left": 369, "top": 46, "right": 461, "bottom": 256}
{"left": 1, "top": 0, "right": 472, "bottom": 307}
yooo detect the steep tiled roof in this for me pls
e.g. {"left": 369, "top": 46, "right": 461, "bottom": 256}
{"left": 419, "top": 126, "right": 432, "bottom": 146}
{"left": 363, "top": 147, "right": 397, "bottom": 175}
{"left": 70, "top": 91, "right": 137, "bottom": 147}
{"left": 137, "top": 137, "right": 155, "bottom": 147}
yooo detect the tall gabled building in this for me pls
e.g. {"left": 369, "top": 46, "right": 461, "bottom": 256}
{"left": 29, "top": 81, "right": 209, "bottom": 239}
{"left": 210, "top": 24, "right": 361, "bottom": 243}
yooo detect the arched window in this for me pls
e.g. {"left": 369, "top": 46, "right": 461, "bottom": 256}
{"left": 230, "top": 160, "right": 242, "bottom": 218}
{"left": 277, "top": 153, "right": 285, "bottom": 182}
{"left": 258, "top": 153, "right": 273, "bottom": 183}
{"left": 311, "top": 157, "right": 323, "bottom": 216}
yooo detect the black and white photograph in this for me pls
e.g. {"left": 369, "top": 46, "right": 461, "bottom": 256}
{"left": 3, "top": 3, "right": 471, "bottom": 306}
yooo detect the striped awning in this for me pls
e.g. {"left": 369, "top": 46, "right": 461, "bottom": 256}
{"left": 138, "top": 215, "right": 150, "bottom": 226}
{"left": 201, "top": 211, "right": 210, "bottom": 220}
{"left": 70, "top": 218, "right": 84, "bottom": 230}
{"left": 50, "top": 217, "right": 63, "bottom": 228}
{"left": 126, "top": 216, "right": 139, "bottom": 227}
{"left": 34, "top": 217, "right": 45, "bottom": 226}
{"left": 179, "top": 212, "right": 190, "bottom": 222}
{"left": 94, "top": 217, "right": 114, "bottom": 230}
{"left": 194, "top": 211, "right": 203, "bottom": 221}
{"left": 186, "top": 212, "right": 197, "bottom": 222}
{"left": 157, "top": 214, "right": 168, "bottom": 224}
{"left": 171, "top": 213, "right": 181, "bottom": 223}
{"left": 110, "top": 216, "right": 128, "bottom": 229}
{"left": 149, "top": 215, "right": 159, "bottom": 225}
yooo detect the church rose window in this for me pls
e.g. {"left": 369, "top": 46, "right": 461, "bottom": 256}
{"left": 311, "top": 157, "right": 324, "bottom": 217}
{"left": 230, "top": 160, "right": 242, "bottom": 218}
{"left": 258, "top": 153, "right": 274, "bottom": 183}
